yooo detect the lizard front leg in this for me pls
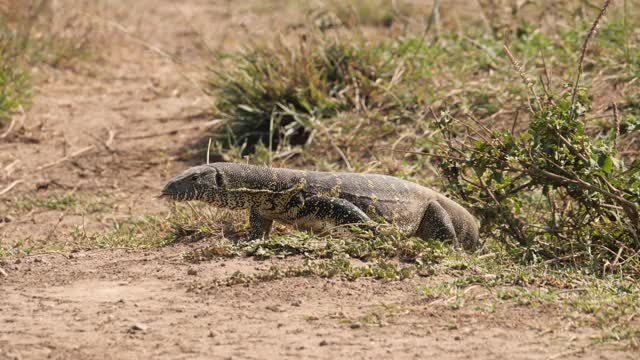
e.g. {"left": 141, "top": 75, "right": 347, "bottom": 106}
{"left": 248, "top": 208, "right": 273, "bottom": 240}
{"left": 294, "top": 196, "right": 375, "bottom": 232}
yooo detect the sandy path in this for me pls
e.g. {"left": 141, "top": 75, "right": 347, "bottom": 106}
{"left": 1, "top": 248, "right": 628, "bottom": 360}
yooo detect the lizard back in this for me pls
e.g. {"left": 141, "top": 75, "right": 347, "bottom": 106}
{"left": 214, "top": 163, "right": 439, "bottom": 233}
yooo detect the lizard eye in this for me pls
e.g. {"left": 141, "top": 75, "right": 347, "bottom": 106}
{"left": 190, "top": 174, "right": 199, "bottom": 181}
{"left": 215, "top": 172, "right": 224, "bottom": 188}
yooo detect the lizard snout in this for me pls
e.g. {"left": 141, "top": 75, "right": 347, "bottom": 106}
{"left": 160, "top": 181, "right": 179, "bottom": 199}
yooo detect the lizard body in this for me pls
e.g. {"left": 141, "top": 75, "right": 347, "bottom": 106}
{"left": 162, "top": 163, "right": 479, "bottom": 249}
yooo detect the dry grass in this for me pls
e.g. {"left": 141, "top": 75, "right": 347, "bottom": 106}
{"left": 0, "top": 0, "right": 95, "bottom": 126}
{"left": 0, "top": 0, "right": 94, "bottom": 65}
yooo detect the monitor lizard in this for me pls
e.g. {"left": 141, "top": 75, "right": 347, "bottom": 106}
{"left": 162, "top": 163, "right": 480, "bottom": 250}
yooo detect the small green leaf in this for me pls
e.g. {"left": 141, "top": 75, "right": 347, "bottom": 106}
{"left": 598, "top": 153, "right": 613, "bottom": 175}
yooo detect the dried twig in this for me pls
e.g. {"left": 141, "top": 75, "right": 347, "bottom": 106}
{"left": 612, "top": 102, "right": 619, "bottom": 149}
{"left": 527, "top": 158, "right": 639, "bottom": 229}
{"left": 83, "top": 129, "right": 117, "bottom": 152}
{"left": 373, "top": 147, "right": 466, "bottom": 162}
{"left": 0, "top": 179, "right": 24, "bottom": 197}
{"left": 36, "top": 145, "right": 95, "bottom": 171}
{"left": 321, "top": 126, "right": 352, "bottom": 171}
{"left": 105, "top": 129, "right": 116, "bottom": 151}
{"left": 511, "top": 109, "right": 520, "bottom": 135}
{"left": 4, "top": 159, "right": 20, "bottom": 176}
{"left": 504, "top": 45, "right": 542, "bottom": 111}
{"left": 117, "top": 120, "right": 222, "bottom": 140}
{"left": 546, "top": 349, "right": 584, "bottom": 360}
{"left": 0, "top": 116, "right": 16, "bottom": 139}
{"left": 410, "top": 0, "right": 440, "bottom": 62}
{"left": 0, "top": 105, "right": 25, "bottom": 139}
{"left": 47, "top": 213, "right": 66, "bottom": 241}
{"left": 540, "top": 50, "right": 552, "bottom": 96}
{"left": 570, "top": 0, "right": 611, "bottom": 112}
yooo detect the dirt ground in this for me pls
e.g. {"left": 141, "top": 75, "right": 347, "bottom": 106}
{"left": 0, "top": 1, "right": 636, "bottom": 359}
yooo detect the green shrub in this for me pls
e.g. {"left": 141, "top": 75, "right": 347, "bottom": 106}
{"left": 433, "top": 1, "right": 640, "bottom": 272}
{"left": 436, "top": 90, "right": 639, "bottom": 271}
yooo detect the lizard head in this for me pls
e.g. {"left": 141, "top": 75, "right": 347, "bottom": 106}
{"left": 161, "top": 165, "right": 225, "bottom": 202}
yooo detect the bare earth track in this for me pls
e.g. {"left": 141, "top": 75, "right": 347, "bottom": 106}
{"left": 0, "top": 1, "right": 636, "bottom": 359}
{"left": 1, "top": 248, "right": 629, "bottom": 360}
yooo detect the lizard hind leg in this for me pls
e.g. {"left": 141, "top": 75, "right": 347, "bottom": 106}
{"left": 416, "top": 201, "right": 460, "bottom": 248}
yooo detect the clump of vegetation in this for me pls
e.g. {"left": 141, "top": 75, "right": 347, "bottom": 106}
{"left": 1, "top": 1, "right": 92, "bottom": 66}
{"left": 209, "top": 2, "right": 639, "bottom": 168}
{"left": 0, "top": 2, "right": 30, "bottom": 126}
{"left": 9, "top": 191, "right": 117, "bottom": 214}
{"left": 67, "top": 214, "right": 175, "bottom": 250}
{"left": 0, "top": 0, "right": 93, "bottom": 127}
{"left": 436, "top": 2, "right": 640, "bottom": 274}
{"left": 165, "top": 202, "right": 451, "bottom": 267}
{"left": 320, "top": 0, "right": 413, "bottom": 29}
{"left": 198, "top": 258, "right": 413, "bottom": 288}
{"left": 96, "top": 216, "right": 175, "bottom": 249}
{"left": 208, "top": 36, "right": 418, "bottom": 153}
{"left": 437, "top": 89, "right": 639, "bottom": 271}
{"left": 207, "top": 31, "right": 512, "bottom": 155}
{"left": 0, "top": 51, "right": 28, "bottom": 125}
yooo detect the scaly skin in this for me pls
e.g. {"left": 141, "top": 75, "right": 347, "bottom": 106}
{"left": 162, "top": 163, "right": 480, "bottom": 250}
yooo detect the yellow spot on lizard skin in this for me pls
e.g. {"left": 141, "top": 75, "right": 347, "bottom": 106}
{"left": 367, "top": 204, "right": 377, "bottom": 216}
{"left": 329, "top": 176, "right": 342, "bottom": 197}
{"left": 391, "top": 208, "right": 406, "bottom": 230}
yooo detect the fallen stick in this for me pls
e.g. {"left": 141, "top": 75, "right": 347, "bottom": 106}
{"left": 105, "top": 130, "right": 116, "bottom": 151}
{"left": 4, "top": 159, "right": 20, "bottom": 176}
{"left": 546, "top": 349, "right": 584, "bottom": 360}
{"left": 82, "top": 129, "right": 117, "bottom": 152}
{"left": 0, "top": 116, "right": 16, "bottom": 138}
{"left": 117, "top": 120, "right": 222, "bottom": 140}
{"left": 36, "top": 145, "right": 95, "bottom": 171}
{"left": 0, "top": 179, "right": 24, "bottom": 197}
{"left": 0, "top": 106, "right": 26, "bottom": 139}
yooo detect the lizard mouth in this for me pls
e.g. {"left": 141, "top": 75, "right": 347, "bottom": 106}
{"left": 160, "top": 191, "right": 195, "bottom": 201}
{"left": 159, "top": 191, "right": 179, "bottom": 200}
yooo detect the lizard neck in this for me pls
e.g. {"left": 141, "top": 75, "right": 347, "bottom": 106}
{"left": 201, "top": 163, "right": 305, "bottom": 210}
{"left": 205, "top": 188, "right": 266, "bottom": 210}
